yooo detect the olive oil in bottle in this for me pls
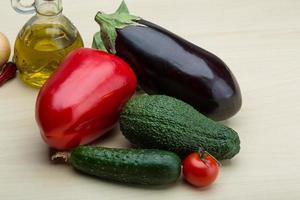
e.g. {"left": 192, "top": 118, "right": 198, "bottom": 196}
{"left": 14, "top": 24, "right": 83, "bottom": 87}
{"left": 12, "top": 0, "right": 84, "bottom": 88}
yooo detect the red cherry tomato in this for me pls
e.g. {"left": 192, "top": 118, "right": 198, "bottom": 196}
{"left": 183, "top": 152, "right": 219, "bottom": 187}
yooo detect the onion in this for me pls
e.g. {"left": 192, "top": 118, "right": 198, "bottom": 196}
{"left": 0, "top": 32, "right": 11, "bottom": 68}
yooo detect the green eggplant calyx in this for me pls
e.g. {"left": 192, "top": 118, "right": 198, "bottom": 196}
{"left": 94, "top": 1, "right": 140, "bottom": 54}
{"left": 92, "top": 32, "right": 107, "bottom": 52}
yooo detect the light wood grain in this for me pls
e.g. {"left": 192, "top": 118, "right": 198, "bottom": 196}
{"left": 1, "top": 0, "right": 300, "bottom": 199}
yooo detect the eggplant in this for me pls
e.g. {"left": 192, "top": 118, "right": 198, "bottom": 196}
{"left": 93, "top": 1, "right": 242, "bottom": 121}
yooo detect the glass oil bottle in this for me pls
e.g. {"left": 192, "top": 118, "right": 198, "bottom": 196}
{"left": 11, "top": 0, "right": 84, "bottom": 88}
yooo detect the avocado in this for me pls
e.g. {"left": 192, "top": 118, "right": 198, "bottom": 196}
{"left": 120, "top": 95, "right": 240, "bottom": 160}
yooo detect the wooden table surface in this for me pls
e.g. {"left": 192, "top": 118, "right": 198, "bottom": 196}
{"left": 1, "top": 0, "right": 300, "bottom": 199}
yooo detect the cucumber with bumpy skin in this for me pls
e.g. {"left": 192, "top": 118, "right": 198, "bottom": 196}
{"left": 120, "top": 95, "right": 240, "bottom": 160}
{"left": 69, "top": 146, "right": 181, "bottom": 185}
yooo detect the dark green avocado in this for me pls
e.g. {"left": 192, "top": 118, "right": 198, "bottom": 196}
{"left": 120, "top": 95, "right": 240, "bottom": 160}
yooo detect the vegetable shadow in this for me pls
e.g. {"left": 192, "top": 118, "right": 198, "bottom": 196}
{"left": 220, "top": 159, "right": 234, "bottom": 167}
{"left": 90, "top": 126, "right": 121, "bottom": 145}
{"left": 70, "top": 167, "right": 179, "bottom": 191}
{"left": 89, "top": 124, "right": 133, "bottom": 148}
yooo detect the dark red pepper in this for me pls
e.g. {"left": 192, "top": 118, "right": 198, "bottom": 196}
{"left": 36, "top": 48, "right": 137, "bottom": 150}
{"left": 0, "top": 62, "right": 17, "bottom": 87}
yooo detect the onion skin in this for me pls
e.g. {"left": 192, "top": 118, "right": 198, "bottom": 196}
{"left": 0, "top": 32, "right": 11, "bottom": 68}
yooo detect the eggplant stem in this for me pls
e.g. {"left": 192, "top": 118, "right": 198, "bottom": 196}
{"left": 93, "top": 1, "right": 140, "bottom": 54}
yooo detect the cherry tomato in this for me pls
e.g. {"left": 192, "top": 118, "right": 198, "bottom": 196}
{"left": 183, "top": 152, "right": 219, "bottom": 187}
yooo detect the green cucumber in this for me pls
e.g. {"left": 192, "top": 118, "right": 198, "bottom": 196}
{"left": 69, "top": 146, "right": 181, "bottom": 185}
{"left": 120, "top": 95, "right": 240, "bottom": 160}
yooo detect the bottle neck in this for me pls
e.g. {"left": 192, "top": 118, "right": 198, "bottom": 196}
{"left": 35, "top": 0, "right": 62, "bottom": 16}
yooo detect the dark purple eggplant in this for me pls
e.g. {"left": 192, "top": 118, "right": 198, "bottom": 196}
{"left": 93, "top": 1, "right": 242, "bottom": 121}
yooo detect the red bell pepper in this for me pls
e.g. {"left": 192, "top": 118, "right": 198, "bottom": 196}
{"left": 36, "top": 48, "right": 137, "bottom": 150}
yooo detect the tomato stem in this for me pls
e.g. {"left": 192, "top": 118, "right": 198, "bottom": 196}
{"left": 196, "top": 149, "right": 221, "bottom": 166}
